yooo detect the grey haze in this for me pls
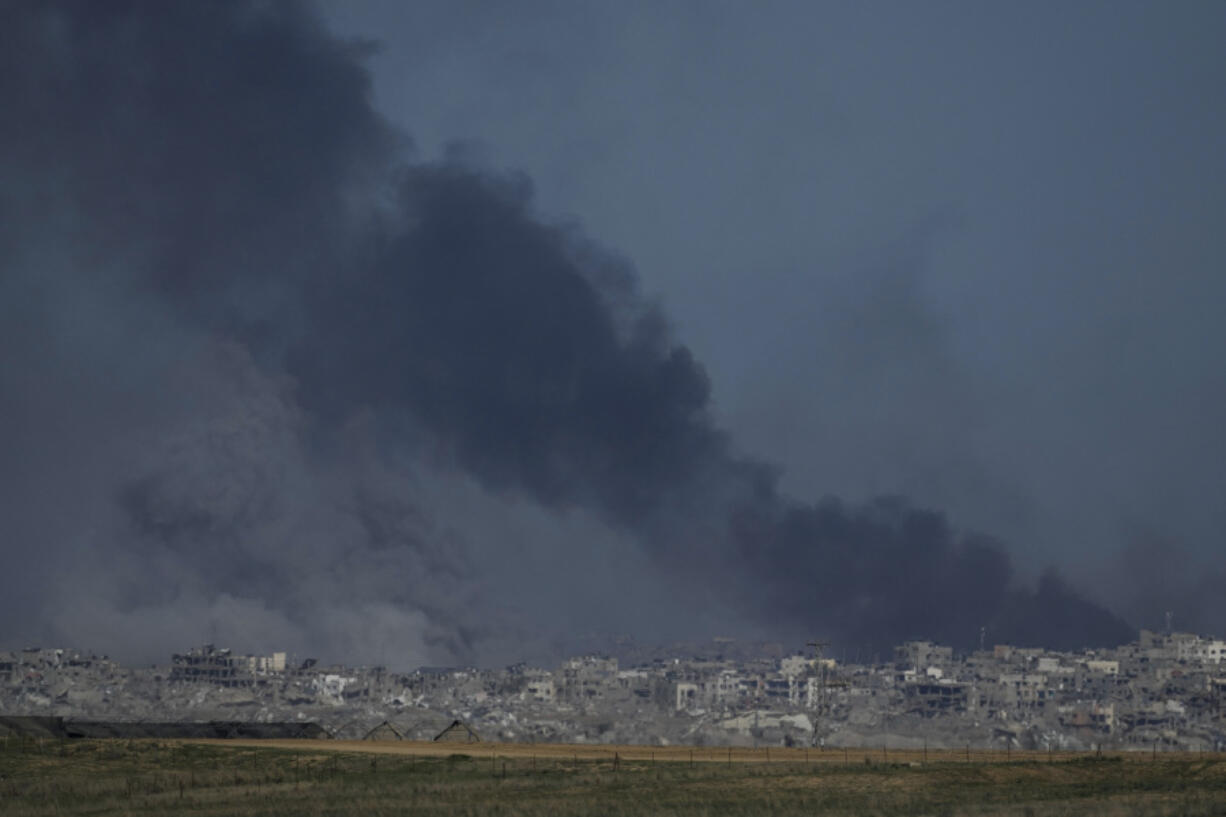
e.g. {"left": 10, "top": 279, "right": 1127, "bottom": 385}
{"left": 1, "top": 0, "right": 1222, "bottom": 668}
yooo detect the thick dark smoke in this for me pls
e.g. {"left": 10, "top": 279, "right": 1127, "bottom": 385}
{"left": 1110, "top": 528, "right": 1226, "bottom": 639}
{"left": 0, "top": 1, "right": 1132, "bottom": 665}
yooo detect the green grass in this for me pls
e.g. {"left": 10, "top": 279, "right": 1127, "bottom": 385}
{"left": 2, "top": 737, "right": 1225, "bottom": 816}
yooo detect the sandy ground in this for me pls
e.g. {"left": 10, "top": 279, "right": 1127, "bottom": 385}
{"left": 175, "top": 738, "right": 1218, "bottom": 767}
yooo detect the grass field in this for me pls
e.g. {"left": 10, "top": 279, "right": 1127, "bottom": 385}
{"left": 2, "top": 736, "right": 1226, "bottom": 816}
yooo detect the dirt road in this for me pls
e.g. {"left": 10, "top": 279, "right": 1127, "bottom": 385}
{"left": 178, "top": 738, "right": 1201, "bottom": 767}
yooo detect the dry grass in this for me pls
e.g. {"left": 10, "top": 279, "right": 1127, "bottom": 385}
{"left": 2, "top": 735, "right": 1224, "bottom": 816}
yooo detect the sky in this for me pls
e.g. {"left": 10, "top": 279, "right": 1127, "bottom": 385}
{"left": 2, "top": 1, "right": 1223, "bottom": 669}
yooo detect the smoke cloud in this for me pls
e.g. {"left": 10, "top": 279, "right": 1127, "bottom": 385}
{"left": 0, "top": 1, "right": 1133, "bottom": 667}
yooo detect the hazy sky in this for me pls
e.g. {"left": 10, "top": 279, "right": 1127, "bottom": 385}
{"left": 324, "top": 0, "right": 1226, "bottom": 590}
{"left": 2, "top": 1, "right": 1223, "bottom": 668}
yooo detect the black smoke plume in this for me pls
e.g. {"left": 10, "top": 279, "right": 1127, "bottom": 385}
{"left": 0, "top": 0, "right": 1131, "bottom": 664}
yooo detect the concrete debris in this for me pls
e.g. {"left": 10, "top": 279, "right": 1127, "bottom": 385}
{"left": 2, "top": 630, "right": 1224, "bottom": 750}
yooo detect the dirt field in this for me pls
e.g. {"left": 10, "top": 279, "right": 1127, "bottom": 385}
{"left": 3, "top": 736, "right": 1225, "bottom": 816}
{"left": 186, "top": 736, "right": 1220, "bottom": 767}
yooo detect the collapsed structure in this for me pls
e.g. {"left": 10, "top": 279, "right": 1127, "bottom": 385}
{"left": 2, "top": 629, "right": 1224, "bottom": 750}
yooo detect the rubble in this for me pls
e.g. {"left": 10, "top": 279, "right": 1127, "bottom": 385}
{"left": 3, "top": 629, "right": 1224, "bottom": 749}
